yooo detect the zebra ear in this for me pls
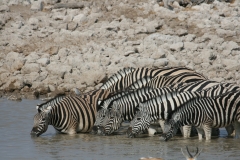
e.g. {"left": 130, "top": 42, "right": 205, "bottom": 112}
{"left": 43, "top": 106, "right": 52, "bottom": 113}
{"left": 173, "top": 113, "right": 181, "bottom": 122}
{"left": 36, "top": 105, "right": 42, "bottom": 113}
{"left": 98, "top": 100, "right": 102, "bottom": 106}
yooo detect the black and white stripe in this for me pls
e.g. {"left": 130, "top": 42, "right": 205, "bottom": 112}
{"left": 95, "top": 70, "right": 207, "bottom": 135}
{"left": 31, "top": 89, "right": 111, "bottom": 137}
{"left": 91, "top": 90, "right": 132, "bottom": 134}
{"left": 98, "top": 86, "right": 177, "bottom": 135}
{"left": 145, "top": 72, "right": 206, "bottom": 89}
{"left": 100, "top": 67, "right": 204, "bottom": 92}
{"left": 127, "top": 82, "right": 240, "bottom": 138}
{"left": 36, "top": 94, "right": 66, "bottom": 113}
{"left": 162, "top": 90, "right": 240, "bottom": 141}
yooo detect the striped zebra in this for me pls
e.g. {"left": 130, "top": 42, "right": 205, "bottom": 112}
{"left": 100, "top": 67, "right": 205, "bottom": 92}
{"left": 31, "top": 89, "right": 111, "bottom": 136}
{"left": 145, "top": 72, "right": 206, "bottom": 89}
{"left": 125, "top": 71, "right": 206, "bottom": 90}
{"left": 94, "top": 87, "right": 176, "bottom": 135}
{"left": 125, "top": 81, "right": 240, "bottom": 138}
{"left": 99, "top": 82, "right": 220, "bottom": 136}
{"left": 162, "top": 90, "right": 240, "bottom": 141}
{"left": 101, "top": 81, "right": 239, "bottom": 137}
{"left": 36, "top": 94, "right": 66, "bottom": 113}
{"left": 94, "top": 71, "right": 207, "bottom": 134}
{"left": 91, "top": 90, "right": 134, "bottom": 134}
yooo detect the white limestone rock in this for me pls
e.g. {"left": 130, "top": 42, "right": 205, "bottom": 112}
{"left": 21, "top": 63, "right": 40, "bottom": 74}
{"left": 31, "top": 1, "right": 43, "bottom": 11}
{"left": 0, "top": 5, "right": 9, "bottom": 12}
{"left": 46, "top": 62, "right": 72, "bottom": 78}
{"left": 170, "top": 42, "right": 184, "bottom": 51}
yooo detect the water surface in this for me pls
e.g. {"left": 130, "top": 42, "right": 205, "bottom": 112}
{"left": 0, "top": 98, "right": 240, "bottom": 160}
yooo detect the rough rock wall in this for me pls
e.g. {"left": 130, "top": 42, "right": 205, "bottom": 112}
{"left": 0, "top": 0, "right": 239, "bottom": 99}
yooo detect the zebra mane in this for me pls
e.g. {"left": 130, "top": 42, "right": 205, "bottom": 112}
{"left": 125, "top": 76, "right": 152, "bottom": 90}
{"left": 100, "top": 67, "right": 136, "bottom": 90}
{"left": 100, "top": 89, "right": 136, "bottom": 110}
{"left": 36, "top": 94, "right": 66, "bottom": 113}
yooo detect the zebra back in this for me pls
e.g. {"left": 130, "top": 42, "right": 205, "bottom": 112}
{"left": 36, "top": 94, "right": 66, "bottom": 113}
{"left": 100, "top": 67, "right": 136, "bottom": 90}
{"left": 163, "top": 90, "right": 240, "bottom": 141}
{"left": 107, "top": 87, "right": 177, "bottom": 121}
{"left": 139, "top": 82, "right": 240, "bottom": 120}
{"left": 81, "top": 89, "right": 112, "bottom": 111}
{"left": 146, "top": 72, "right": 207, "bottom": 88}
{"left": 100, "top": 67, "right": 201, "bottom": 93}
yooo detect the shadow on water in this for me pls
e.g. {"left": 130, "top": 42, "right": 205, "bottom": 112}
{"left": 1, "top": 98, "right": 240, "bottom": 160}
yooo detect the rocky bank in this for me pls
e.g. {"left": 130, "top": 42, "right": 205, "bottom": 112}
{"left": 0, "top": 0, "right": 239, "bottom": 100}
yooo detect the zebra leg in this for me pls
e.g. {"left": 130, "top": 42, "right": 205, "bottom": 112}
{"left": 195, "top": 127, "right": 204, "bottom": 140}
{"left": 225, "top": 124, "right": 235, "bottom": 136}
{"left": 148, "top": 127, "right": 157, "bottom": 136}
{"left": 233, "top": 121, "right": 240, "bottom": 139}
{"left": 158, "top": 119, "right": 165, "bottom": 133}
{"left": 203, "top": 125, "right": 212, "bottom": 141}
{"left": 182, "top": 125, "right": 192, "bottom": 138}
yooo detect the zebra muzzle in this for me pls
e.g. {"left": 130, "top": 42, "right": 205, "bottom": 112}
{"left": 126, "top": 127, "right": 136, "bottom": 138}
{"left": 30, "top": 130, "right": 39, "bottom": 137}
{"left": 90, "top": 126, "right": 99, "bottom": 134}
{"left": 98, "top": 126, "right": 106, "bottom": 135}
{"left": 31, "top": 127, "right": 40, "bottom": 137}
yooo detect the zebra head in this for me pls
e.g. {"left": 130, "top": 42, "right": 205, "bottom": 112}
{"left": 100, "top": 106, "right": 123, "bottom": 135}
{"left": 127, "top": 110, "right": 151, "bottom": 138}
{"left": 31, "top": 106, "right": 51, "bottom": 137}
{"left": 91, "top": 108, "right": 108, "bottom": 134}
{"left": 160, "top": 113, "right": 181, "bottom": 141}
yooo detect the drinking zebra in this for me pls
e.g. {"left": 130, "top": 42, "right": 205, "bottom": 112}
{"left": 98, "top": 82, "right": 223, "bottom": 136}
{"left": 91, "top": 90, "right": 133, "bottom": 134}
{"left": 101, "top": 81, "right": 240, "bottom": 137}
{"left": 126, "top": 82, "right": 240, "bottom": 138}
{"left": 93, "top": 70, "right": 207, "bottom": 135}
{"left": 93, "top": 87, "right": 176, "bottom": 135}
{"left": 162, "top": 90, "right": 240, "bottom": 141}
{"left": 31, "top": 89, "right": 111, "bottom": 136}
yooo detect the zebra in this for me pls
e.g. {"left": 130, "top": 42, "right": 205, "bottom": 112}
{"left": 36, "top": 94, "right": 66, "bottom": 113}
{"left": 98, "top": 87, "right": 187, "bottom": 135}
{"left": 126, "top": 82, "right": 240, "bottom": 138}
{"left": 94, "top": 71, "right": 207, "bottom": 135}
{"left": 100, "top": 67, "right": 205, "bottom": 93}
{"left": 145, "top": 72, "right": 206, "bottom": 89}
{"left": 99, "top": 84, "right": 213, "bottom": 136}
{"left": 161, "top": 90, "right": 240, "bottom": 141}
{"left": 91, "top": 90, "right": 134, "bottom": 134}
{"left": 125, "top": 71, "right": 206, "bottom": 90}
{"left": 31, "top": 89, "right": 111, "bottom": 137}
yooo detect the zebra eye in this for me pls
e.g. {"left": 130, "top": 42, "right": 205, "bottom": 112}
{"left": 137, "top": 118, "right": 141, "bottom": 120}
{"left": 42, "top": 118, "right": 46, "bottom": 121}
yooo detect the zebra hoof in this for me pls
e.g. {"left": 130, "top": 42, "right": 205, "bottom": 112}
{"left": 159, "top": 136, "right": 165, "bottom": 141}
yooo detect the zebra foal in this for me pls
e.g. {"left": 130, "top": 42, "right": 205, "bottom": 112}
{"left": 162, "top": 90, "right": 240, "bottom": 141}
{"left": 31, "top": 89, "right": 111, "bottom": 136}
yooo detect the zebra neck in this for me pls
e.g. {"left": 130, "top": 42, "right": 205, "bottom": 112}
{"left": 47, "top": 111, "right": 54, "bottom": 126}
